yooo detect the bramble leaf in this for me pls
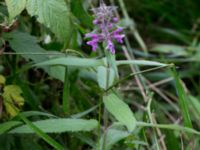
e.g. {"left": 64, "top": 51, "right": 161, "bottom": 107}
{"left": 5, "top": 0, "right": 26, "bottom": 20}
{"left": 26, "top": 0, "right": 72, "bottom": 42}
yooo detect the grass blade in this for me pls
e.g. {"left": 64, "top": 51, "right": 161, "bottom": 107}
{"left": 0, "top": 121, "right": 22, "bottom": 134}
{"left": 34, "top": 57, "right": 104, "bottom": 68}
{"left": 17, "top": 114, "right": 65, "bottom": 150}
{"left": 172, "top": 67, "right": 192, "bottom": 128}
{"left": 116, "top": 60, "right": 167, "bottom": 66}
{"left": 137, "top": 122, "right": 199, "bottom": 135}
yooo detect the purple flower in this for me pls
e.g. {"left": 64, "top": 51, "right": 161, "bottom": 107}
{"left": 87, "top": 40, "right": 98, "bottom": 51}
{"left": 112, "top": 28, "right": 125, "bottom": 43}
{"left": 85, "top": 1, "right": 125, "bottom": 54}
{"left": 107, "top": 40, "right": 115, "bottom": 54}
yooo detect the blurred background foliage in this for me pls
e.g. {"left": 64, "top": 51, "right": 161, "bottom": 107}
{"left": 0, "top": 0, "right": 200, "bottom": 150}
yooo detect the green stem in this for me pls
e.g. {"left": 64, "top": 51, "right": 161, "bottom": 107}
{"left": 147, "top": 93, "right": 160, "bottom": 150}
{"left": 62, "top": 67, "right": 70, "bottom": 114}
{"left": 98, "top": 95, "right": 102, "bottom": 150}
{"left": 102, "top": 106, "right": 108, "bottom": 150}
{"left": 102, "top": 50, "right": 112, "bottom": 150}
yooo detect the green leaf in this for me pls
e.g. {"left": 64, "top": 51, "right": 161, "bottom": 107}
{"left": 3, "top": 31, "right": 65, "bottom": 81}
{"left": 3, "top": 85, "right": 25, "bottom": 117}
{"left": 0, "top": 5, "right": 8, "bottom": 18}
{"left": 164, "top": 130, "right": 180, "bottom": 150}
{"left": 20, "top": 111, "right": 57, "bottom": 118}
{"left": 0, "top": 75, "right": 6, "bottom": 85}
{"left": 151, "top": 44, "right": 188, "bottom": 56}
{"left": 71, "top": 105, "right": 98, "bottom": 119}
{"left": 137, "top": 122, "right": 200, "bottom": 135}
{"left": 71, "top": 0, "right": 93, "bottom": 28}
{"left": 9, "top": 119, "right": 98, "bottom": 133}
{"left": 156, "top": 27, "right": 190, "bottom": 44}
{"left": 116, "top": 60, "right": 167, "bottom": 66}
{"left": 189, "top": 95, "right": 200, "bottom": 116}
{"left": 5, "top": 0, "right": 26, "bottom": 20}
{"left": 172, "top": 67, "right": 192, "bottom": 128}
{"left": 0, "top": 66, "right": 4, "bottom": 73}
{"left": 34, "top": 57, "right": 104, "bottom": 68}
{"left": 3, "top": 31, "right": 51, "bottom": 62}
{"left": 97, "top": 66, "right": 115, "bottom": 90}
{"left": 103, "top": 93, "right": 137, "bottom": 132}
{"left": 101, "top": 128, "right": 130, "bottom": 150}
{"left": 3, "top": 32, "right": 100, "bottom": 82}
{"left": 26, "top": 0, "right": 71, "bottom": 42}
{"left": 17, "top": 113, "right": 65, "bottom": 150}
{"left": 0, "top": 121, "right": 22, "bottom": 134}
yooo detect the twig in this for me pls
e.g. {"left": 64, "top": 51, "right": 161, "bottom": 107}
{"left": 147, "top": 93, "right": 160, "bottom": 150}
{"left": 123, "top": 46, "right": 148, "bottom": 102}
{"left": 106, "top": 64, "right": 174, "bottom": 92}
{"left": 152, "top": 115, "right": 167, "bottom": 150}
{"left": 146, "top": 78, "right": 180, "bottom": 112}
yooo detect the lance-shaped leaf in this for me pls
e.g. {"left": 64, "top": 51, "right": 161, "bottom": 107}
{"left": 0, "top": 121, "right": 22, "bottom": 134}
{"left": 34, "top": 57, "right": 104, "bottom": 68}
{"left": 103, "top": 93, "right": 137, "bottom": 132}
{"left": 9, "top": 119, "right": 98, "bottom": 133}
{"left": 116, "top": 60, "right": 167, "bottom": 66}
{"left": 97, "top": 66, "right": 115, "bottom": 90}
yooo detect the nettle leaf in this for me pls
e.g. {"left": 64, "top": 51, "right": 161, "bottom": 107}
{"left": 9, "top": 119, "right": 98, "bottom": 133}
{"left": 5, "top": 0, "right": 26, "bottom": 20}
{"left": 103, "top": 93, "right": 137, "bottom": 132}
{"left": 3, "top": 85, "right": 25, "bottom": 117}
{"left": 26, "top": 0, "right": 71, "bottom": 42}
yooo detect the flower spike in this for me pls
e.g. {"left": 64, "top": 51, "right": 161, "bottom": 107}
{"left": 85, "top": 0, "right": 125, "bottom": 54}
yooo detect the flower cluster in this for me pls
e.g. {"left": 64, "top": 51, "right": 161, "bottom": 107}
{"left": 85, "top": 1, "right": 125, "bottom": 54}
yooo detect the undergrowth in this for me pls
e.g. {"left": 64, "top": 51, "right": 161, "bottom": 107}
{"left": 0, "top": 0, "right": 200, "bottom": 150}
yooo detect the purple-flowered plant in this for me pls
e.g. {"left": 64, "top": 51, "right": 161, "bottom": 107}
{"left": 85, "top": 0, "right": 125, "bottom": 54}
